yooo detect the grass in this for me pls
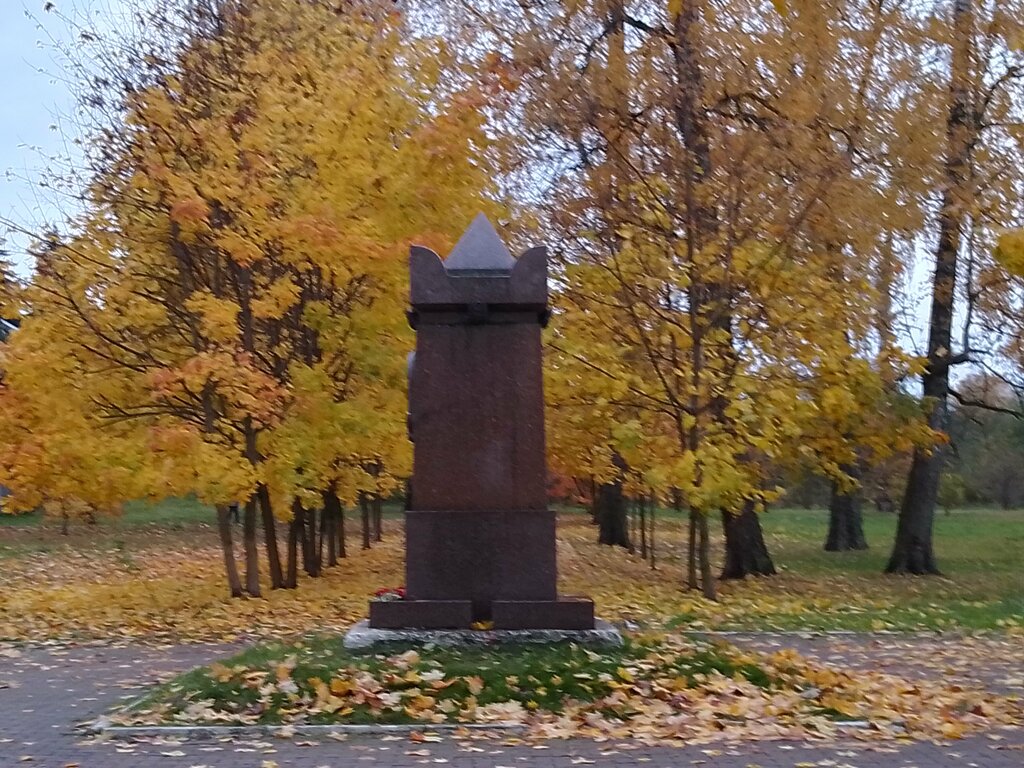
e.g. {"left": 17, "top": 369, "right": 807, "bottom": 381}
{"left": 0, "top": 498, "right": 1020, "bottom": 639}
{"left": 0, "top": 496, "right": 405, "bottom": 557}
{"left": 122, "top": 634, "right": 774, "bottom": 726}
{"left": 752, "top": 506, "right": 1024, "bottom": 630}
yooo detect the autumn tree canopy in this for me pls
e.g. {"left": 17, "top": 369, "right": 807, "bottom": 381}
{"left": 0, "top": 0, "right": 496, "bottom": 593}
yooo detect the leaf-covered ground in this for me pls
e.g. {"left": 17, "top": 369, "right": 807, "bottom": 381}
{"left": 111, "top": 634, "right": 1021, "bottom": 746}
{"left": 0, "top": 505, "right": 1021, "bottom": 643}
{"left": 2, "top": 504, "right": 1021, "bottom": 749}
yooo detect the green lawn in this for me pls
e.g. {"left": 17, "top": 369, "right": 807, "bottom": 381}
{"left": 2, "top": 497, "right": 1021, "bottom": 631}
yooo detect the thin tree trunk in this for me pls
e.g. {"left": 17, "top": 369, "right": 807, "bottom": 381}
{"left": 325, "top": 496, "right": 337, "bottom": 567}
{"left": 61, "top": 511, "right": 69, "bottom": 536}
{"left": 589, "top": 476, "right": 598, "bottom": 524}
{"left": 360, "top": 492, "right": 371, "bottom": 550}
{"left": 256, "top": 484, "right": 284, "bottom": 589}
{"left": 649, "top": 498, "right": 656, "bottom": 570}
{"left": 285, "top": 499, "right": 300, "bottom": 589}
{"left": 243, "top": 496, "right": 261, "bottom": 597}
{"left": 216, "top": 503, "right": 244, "bottom": 598}
{"left": 888, "top": 0, "right": 974, "bottom": 576}
{"left": 825, "top": 468, "right": 869, "bottom": 552}
{"left": 687, "top": 508, "right": 698, "bottom": 590}
{"left": 639, "top": 492, "right": 648, "bottom": 559}
{"left": 303, "top": 505, "right": 320, "bottom": 576}
{"left": 629, "top": 494, "right": 637, "bottom": 547}
{"left": 697, "top": 512, "right": 716, "bottom": 600}
{"left": 318, "top": 504, "right": 327, "bottom": 570}
{"left": 338, "top": 504, "right": 347, "bottom": 558}
{"left": 720, "top": 503, "right": 776, "bottom": 579}
{"left": 373, "top": 493, "right": 383, "bottom": 542}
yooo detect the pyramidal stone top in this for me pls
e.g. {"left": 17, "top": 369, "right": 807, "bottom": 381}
{"left": 443, "top": 213, "right": 516, "bottom": 273}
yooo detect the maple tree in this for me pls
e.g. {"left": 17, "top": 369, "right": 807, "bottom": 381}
{"left": 440, "top": 0, "right": 942, "bottom": 593}
{"left": 0, "top": 0, "right": 494, "bottom": 595}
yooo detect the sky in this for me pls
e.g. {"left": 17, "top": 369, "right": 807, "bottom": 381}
{"left": 0, "top": 1, "right": 98, "bottom": 277}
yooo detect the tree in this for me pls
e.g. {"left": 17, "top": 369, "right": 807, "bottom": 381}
{"left": 2, "top": 0, "right": 494, "bottom": 594}
{"left": 446, "top": 0, "right": 935, "bottom": 592}
{"left": 889, "top": 0, "right": 1024, "bottom": 574}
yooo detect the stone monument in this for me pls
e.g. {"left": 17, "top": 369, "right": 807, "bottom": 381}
{"left": 367, "top": 214, "right": 595, "bottom": 632}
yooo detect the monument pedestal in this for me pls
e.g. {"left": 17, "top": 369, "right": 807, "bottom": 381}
{"left": 362, "top": 215, "right": 598, "bottom": 635}
{"left": 369, "top": 596, "right": 595, "bottom": 631}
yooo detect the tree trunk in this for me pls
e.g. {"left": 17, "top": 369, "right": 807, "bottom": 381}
{"left": 649, "top": 499, "right": 656, "bottom": 570}
{"left": 589, "top": 476, "right": 598, "bottom": 524}
{"left": 360, "top": 492, "right": 371, "bottom": 550}
{"left": 325, "top": 497, "right": 337, "bottom": 567}
{"left": 243, "top": 496, "right": 261, "bottom": 597}
{"left": 303, "top": 505, "right": 320, "bottom": 577}
{"left": 324, "top": 486, "right": 346, "bottom": 559}
{"left": 285, "top": 499, "right": 300, "bottom": 589}
{"left": 373, "top": 493, "right": 383, "bottom": 542}
{"left": 256, "top": 484, "right": 284, "bottom": 589}
{"left": 687, "top": 508, "right": 698, "bottom": 590}
{"left": 888, "top": 454, "right": 943, "bottom": 574}
{"left": 825, "top": 476, "right": 869, "bottom": 552}
{"left": 888, "top": 0, "right": 974, "bottom": 576}
{"left": 596, "top": 473, "right": 632, "bottom": 550}
{"left": 318, "top": 504, "right": 327, "bottom": 569}
{"left": 720, "top": 503, "right": 776, "bottom": 579}
{"left": 216, "top": 503, "right": 244, "bottom": 598}
{"left": 697, "top": 511, "right": 716, "bottom": 600}
{"left": 825, "top": 463, "right": 868, "bottom": 551}
{"left": 638, "top": 492, "right": 648, "bottom": 559}
{"left": 60, "top": 511, "right": 69, "bottom": 536}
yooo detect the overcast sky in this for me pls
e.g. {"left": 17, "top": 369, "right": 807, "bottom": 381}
{"left": 0, "top": 2, "right": 79, "bottom": 275}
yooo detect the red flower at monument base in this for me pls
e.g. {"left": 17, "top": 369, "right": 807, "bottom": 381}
{"left": 372, "top": 586, "right": 406, "bottom": 601}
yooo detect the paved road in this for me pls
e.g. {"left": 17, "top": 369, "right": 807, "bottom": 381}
{"left": 1, "top": 638, "right": 1021, "bottom": 768}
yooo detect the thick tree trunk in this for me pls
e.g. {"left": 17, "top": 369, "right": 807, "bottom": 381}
{"left": 323, "top": 487, "right": 346, "bottom": 559}
{"left": 216, "top": 503, "right": 244, "bottom": 598}
{"left": 595, "top": 470, "right": 632, "bottom": 550}
{"left": 888, "top": 453, "right": 942, "bottom": 574}
{"left": 256, "top": 484, "right": 284, "bottom": 589}
{"left": 888, "top": 0, "right": 974, "bottom": 576}
{"left": 825, "top": 482, "right": 869, "bottom": 551}
{"left": 825, "top": 465, "right": 869, "bottom": 551}
{"left": 243, "top": 496, "right": 261, "bottom": 597}
{"left": 720, "top": 503, "right": 776, "bottom": 579}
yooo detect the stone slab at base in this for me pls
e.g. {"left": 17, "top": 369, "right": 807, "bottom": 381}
{"left": 493, "top": 597, "right": 594, "bottom": 630}
{"left": 343, "top": 619, "right": 623, "bottom": 650}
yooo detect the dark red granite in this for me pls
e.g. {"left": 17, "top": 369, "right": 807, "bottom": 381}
{"left": 367, "top": 214, "right": 595, "bottom": 631}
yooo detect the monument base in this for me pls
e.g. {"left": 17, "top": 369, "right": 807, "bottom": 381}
{"left": 368, "top": 596, "right": 595, "bottom": 630}
{"left": 369, "top": 599, "right": 473, "bottom": 629}
{"left": 344, "top": 618, "right": 622, "bottom": 650}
